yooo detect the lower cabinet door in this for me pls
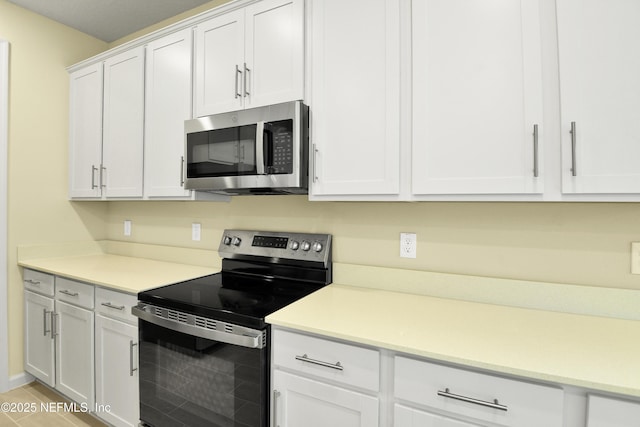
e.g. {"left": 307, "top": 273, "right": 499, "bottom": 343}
{"left": 24, "top": 290, "right": 55, "bottom": 387}
{"left": 95, "top": 314, "right": 139, "bottom": 427}
{"left": 55, "top": 300, "right": 94, "bottom": 407}
{"left": 395, "top": 404, "right": 482, "bottom": 427}
{"left": 587, "top": 395, "right": 640, "bottom": 427}
{"left": 273, "top": 370, "right": 379, "bottom": 427}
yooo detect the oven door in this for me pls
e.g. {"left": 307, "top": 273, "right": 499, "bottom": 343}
{"left": 132, "top": 304, "right": 268, "bottom": 427}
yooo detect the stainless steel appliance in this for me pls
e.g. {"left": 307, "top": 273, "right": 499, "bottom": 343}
{"left": 184, "top": 101, "right": 309, "bottom": 195}
{"left": 132, "top": 230, "right": 332, "bottom": 427}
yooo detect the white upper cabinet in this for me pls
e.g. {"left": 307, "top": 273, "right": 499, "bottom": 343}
{"left": 144, "top": 29, "right": 193, "bottom": 198}
{"left": 194, "top": 0, "right": 304, "bottom": 117}
{"left": 412, "top": 0, "right": 544, "bottom": 196}
{"left": 102, "top": 46, "right": 145, "bottom": 198}
{"left": 557, "top": 0, "right": 640, "bottom": 195}
{"left": 308, "top": 0, "right": 401, "bottom": 197}
{"left": 68, "top": 63, "right": 103, "bottom": 199}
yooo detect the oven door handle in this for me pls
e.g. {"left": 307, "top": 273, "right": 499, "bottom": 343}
{"left": 131, "top": 304, "right": 265, "bottom": 349}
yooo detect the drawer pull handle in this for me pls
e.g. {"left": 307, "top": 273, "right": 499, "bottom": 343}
{"left": 101, "top": 302, "right": 125, "bottom": 311}
{"left": 59, "top": 289, "right": 79, "bottom": 297}
{"left": 437, "top": 388, "right": 508, "bottom": 412}
{"left": 295, "top": 354, "right": 343, "bottom": 371}
{"left": 25, "top": 279, "right": 41, "bottom": 286}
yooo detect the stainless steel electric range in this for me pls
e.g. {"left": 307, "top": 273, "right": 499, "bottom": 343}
{"left": 132, "top": 230, "right": 332, "bottom": 427}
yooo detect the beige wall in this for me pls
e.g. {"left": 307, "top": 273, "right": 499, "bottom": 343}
{"left": 0, "top": 0, "right": 108, "bottom": 376}
{"left": 107, "top": 199, "right": 640, "bottom": 290}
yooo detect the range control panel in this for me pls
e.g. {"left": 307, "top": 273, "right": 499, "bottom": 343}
{"left": 219, "top": 230, "right": 331, "bottom": 266}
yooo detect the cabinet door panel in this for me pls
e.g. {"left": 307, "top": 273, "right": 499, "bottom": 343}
{"left": 145, "top": 29, "right": 193, "bottom": 198}
{"left": 244, "top": 0, "right": 304, "bottom": 108}
{"left": 103, "top": 46, "right": 145, "bottom": 198}
{"left": 96, "top": 314, "right": 139, "bottom": 427}
{"left": 412, "top": 0, "right": 543, "bottom": 195}
{"left": 195, "top": 10, "right": 245, "bottom": 117}
{"left": 273, "top": 370, "right": 379, "bottom": 427}
{"left": 24, "top": 291, "right": 55, "bottom": 387}
{"left": 309, "top": 0, "right": 400, "bottom": 196}
{"left": 395, "top": 404, "right": 482, "bottom": 427}
{"left": 55, "top": 300, "right": 94, "bottom": 407}
{"left": 558, "top": 0, "right": 640, "bottom": 193}
{"left": 68, "top": 63, "right": 103, "bottom": 199}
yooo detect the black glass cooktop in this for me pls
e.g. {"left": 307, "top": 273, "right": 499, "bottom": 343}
{"left": 137, "top": 271, "right": 325, "bottom": 330}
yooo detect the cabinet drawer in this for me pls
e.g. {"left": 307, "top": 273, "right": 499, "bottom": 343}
{"left": 23, "top": 269, "right": 55, "bottom": 297}
{"left": 55, "top": 277, "right": 94, "bottom": 309}
{"left": 395, "top": 356, "right": 563, "bottom": 427}
{"left": 272, "top": 329, "right": 380, "bottom": 392}
{"left": 587, "top": 394, "right": 640, "bottom": 427}
{"left": 95, "top": 287, "right": 137, "bottom": 325}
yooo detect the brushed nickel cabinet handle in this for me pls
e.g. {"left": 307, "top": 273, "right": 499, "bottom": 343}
{"left": 570, "top": 121, "right": 577, "bottom": 176}
{"left": 295, "top": 354, "right": 343, "bottom": 371}
{"left": 42, "top": 308, "right": 51, "bottom": 337}
{"left": 59, "top": 289, "right": 79, "bottom": 297}
{"left": 101, "top": 302, "right": 125, "bottom": 311}
{"left": 312, "top": 144, "right": 319, "bottom": 183}
{"left": 437, "top": 388, "right": 508, "bottom": 411}
{"left": 25, "top": 279, "right": 41, "bottom": 286}
{"left": 533, "top": 124, "right": 539, "bottom": 178}
{"left": 235, "top": 64, "right": 242, "bottom": 99}
{"left": 91, "top": 165, "right": 98, "bottom": 189}
{"left": 180, "top": 156, "right": 185, "bottom": 187}
{"left": 100, "top": 165, "right": 107, "bottom": 188}
{"left": 243, "top": 63, "right": 250, "bottom": 97}
{"left": 129, "top": 340, "right": 138, "bottom": 376}
{"left": 50, "top": 312, "right": 57, "bottom": 340}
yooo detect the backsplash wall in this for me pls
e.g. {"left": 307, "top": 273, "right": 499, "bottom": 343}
{"left": 106, "top": 198, "right": 640, "bottom": 290}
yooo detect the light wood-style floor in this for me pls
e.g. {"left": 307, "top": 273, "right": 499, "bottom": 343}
{"left": 0, "top": 382, "right": 106, "bottom": 427}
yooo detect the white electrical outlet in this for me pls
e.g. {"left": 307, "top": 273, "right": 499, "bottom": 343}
{"left": 123, "top": 220, "right": 132, "bottom": 236}
{"left": 632, "top": 242, "right": 640, "bottom": 274}
{"left": 400, "top": 232, "right": 417, "bottom": 258}
{"left": 192, "top": 223, "right": 201, "bottom": 241}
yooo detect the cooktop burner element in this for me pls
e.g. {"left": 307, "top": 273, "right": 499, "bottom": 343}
{"left": 136, "top": 230, "right": 332, "bottom": 329}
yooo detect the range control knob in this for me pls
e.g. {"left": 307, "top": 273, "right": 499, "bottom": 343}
{"left": 231, "top": 236, "right": 242, "bottom": 247}
{"left": 223, "top": 236, "right": 232, "bottom": 246}
{"left": 289, "top": 240, "right": 300, "bottom": 251}
{"left": 312, "top": 242, "right": 323, "bottom": 252}
{"left": 301, "top": 240, "right": 311, "bottom": 251}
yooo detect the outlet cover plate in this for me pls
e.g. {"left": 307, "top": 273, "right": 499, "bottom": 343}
{"left": 400, "top": 232, "right": 417, "bottom": 259}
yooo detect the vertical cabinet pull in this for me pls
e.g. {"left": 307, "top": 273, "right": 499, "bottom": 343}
{"left": 100, "top": 165, "right": 107, "bottom": 188}
{"left": 42, "top": 309, "right": 51, "bottom": 337}
{"left": 273, "top": 390, "right": 281, "bottom": 427}
{"left": 533, "top": 124, "right": 539, "bottom": 178}
{"left": 243, "top": 63, "right": 250, "bottom": 97}
{"left": 570, "top": 121, "right": 577, "bottom": 176}
{"left": 129, "top": 340, "right": 138, "bottom": 376}
{"left": 91, "top": 165, "right": 99, "bottom": 189}
{"left": 50, "top": 312, "right": 57, "bottom": 340}
{"left": 312, "top": 144, "right": 319, "bottom": 183}
{"left": 235, "top": 65, "right": 242, "bottom": 99}
{"left": 437, "top": 388, "right": 508, "bottom": 411}
{"left": 180, "top": 156, "right": 185, "bottom": 187}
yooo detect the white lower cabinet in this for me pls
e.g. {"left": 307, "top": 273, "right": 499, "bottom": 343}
{"left": 394, "top": 356, "right": 564, "bottom": 427}
{"left": 395, "top": 404, "right": 481, "bottom": 427}
{"left": 55, "top": 299, "right": 94, "bottom": 408}
{"left": 587, "top": 394, "right": 640, "bottom": 427}
{"left": 24, "top": 290, "right": 55, "bottom": 387}
{"left": 273, "top": 370, "right": 379, "bottom": 427}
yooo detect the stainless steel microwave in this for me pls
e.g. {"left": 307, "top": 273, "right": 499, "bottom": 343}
{"left": 184, "top": 101, "right": 309, "bottom": 195}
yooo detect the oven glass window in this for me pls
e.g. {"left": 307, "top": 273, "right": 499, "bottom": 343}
{"left": 187, "top": 125, "right": 257, "bottom": 178}
{"left": 139, "top": 320, "right": 267, "bottom": 427}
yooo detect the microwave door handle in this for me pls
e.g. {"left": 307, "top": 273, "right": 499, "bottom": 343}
{"left": 256, "top": 121, "right": 265, "bottom": 175}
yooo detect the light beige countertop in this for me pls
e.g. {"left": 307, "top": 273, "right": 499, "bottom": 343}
{"left": 266, "top": 284, "right": 640, "bottom": 398}
{"left": 19, "top": 254, "right": 218, "bottom": 294}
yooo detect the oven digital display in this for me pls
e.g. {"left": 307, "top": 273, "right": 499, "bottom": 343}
{"left": 252, "top": 235, "right": 289, "bottom": 249}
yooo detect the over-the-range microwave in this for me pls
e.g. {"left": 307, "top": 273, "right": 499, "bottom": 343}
{"left": 184, "top": 101, "right": 309, "bottom": 195}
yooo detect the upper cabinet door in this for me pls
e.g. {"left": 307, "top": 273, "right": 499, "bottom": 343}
{"left": 103, "top": 46, "right": 145, "bottom": 198}
{"left": 309, "top": 0, "right": 401, "bottom": 197}
{"left": 68, "top": 63, "right": 103, "bottom": 199}
{"left": 244, "top": 0, "right": 304, "bottom": 109}
{"left": 412, "top": 0, "right": 544, "bottom": 196}
{"left": 194, "top": 0, "right": 304, "bottom": 117}
{"left": 194, "top": 10, "right": 245, "bottom": 117}
{"left": 557, "top": 0, "right": 640, "bottom": 194}
{"left": 144, "top": 29, "right": 193, "bottom": 198}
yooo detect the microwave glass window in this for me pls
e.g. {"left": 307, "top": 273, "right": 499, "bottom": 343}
{"left": 187, "top": 125, "right": 257, "bottom": 177}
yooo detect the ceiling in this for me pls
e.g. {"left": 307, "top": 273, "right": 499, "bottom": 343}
{"left": 7, "top": 0, "right": 215, "bottom": 43}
